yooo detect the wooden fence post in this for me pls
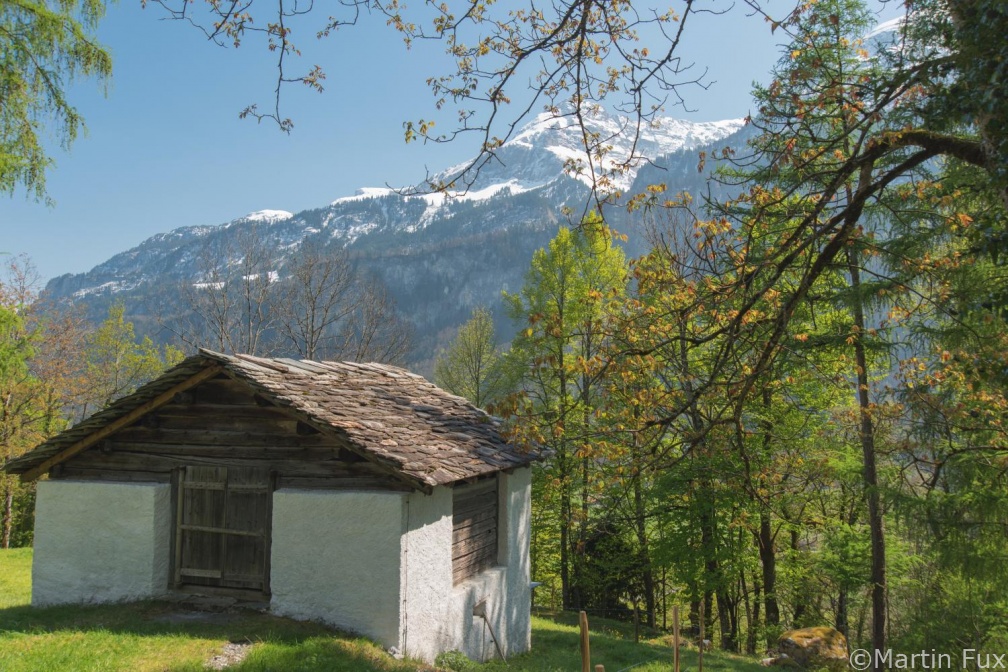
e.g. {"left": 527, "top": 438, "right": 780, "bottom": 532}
{"left": 673, "top": 604, "right": 680, "bottom": 672}
{"left": 580, "top": 610, "right": 591, "bottom": 672}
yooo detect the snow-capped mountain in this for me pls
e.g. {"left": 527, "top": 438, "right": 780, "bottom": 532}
{"left": 428, "top": 110, "right": 745, "bottom": 194}
{"left": 44, "top": 108, "right": 749, "bottom": 371}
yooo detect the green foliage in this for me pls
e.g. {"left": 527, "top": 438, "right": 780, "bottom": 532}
{"left": 435, "top": 650, "right": 480, "bottom": 671}
{"left": 84, "top": 301, "right": 184, "bottom": 412}
{"left": 0, "top": 306, "right": 33, "bottom": 381}
{"left": 0, "top": 301, "right": 43, "bottom": 548}
{"left": 433, "top": 306, "right": 510, "bottom": 408}
{"left": 496, "top": 0, "right": 1008, "bottom": 652}
{"left": 501, "top": 216, "right": 628, "bottom": 611}
{"left": 502, "top": 217, "right": 626, "bottom": 443}
{"left": 0, "top": 0, "right": 112, "bottom": 202}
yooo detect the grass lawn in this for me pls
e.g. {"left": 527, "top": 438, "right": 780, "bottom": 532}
{"left": 0, "top": 548, "right": 765, "bottom": 671}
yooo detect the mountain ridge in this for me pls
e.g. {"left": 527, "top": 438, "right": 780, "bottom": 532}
{"left": 44, "top": 109, "right": 750, "bottom": 373}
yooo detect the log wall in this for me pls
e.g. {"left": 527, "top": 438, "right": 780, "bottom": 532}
{"left": 452, "top": 477, "right": 499, "bottom": 584}
{"left": 52, "top": 375, "right": 410, "bottom": 492}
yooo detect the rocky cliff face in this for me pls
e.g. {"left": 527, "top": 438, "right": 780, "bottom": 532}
{"left": 44, "top": 110, "right": 749, "bottom": 372}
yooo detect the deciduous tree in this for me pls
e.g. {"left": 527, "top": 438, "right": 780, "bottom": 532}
{"left": 0, "top": 302, "right": 38, "bottom": 548}
{"left": 272, "top": 239, "right": 356, "bottom": 361}
{"left": 82, "top": 301, "right": 183, "bottom": 414}
{"left": 434, "top": 306, "right": 509, "bottom": 408}
{"left": 167, "top": 226, "right": 279, "bottom": 356}
{"left": 502, "top": 216, "right": 626, "bottom": 609}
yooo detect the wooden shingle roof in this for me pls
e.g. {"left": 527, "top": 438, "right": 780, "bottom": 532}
{"left": 3, "top": 350, "right": 539, "bottom": 490}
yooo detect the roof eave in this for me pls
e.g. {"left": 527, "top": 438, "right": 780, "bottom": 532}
{"left": 13, "top": 363, "right": 225, "bottom": 482}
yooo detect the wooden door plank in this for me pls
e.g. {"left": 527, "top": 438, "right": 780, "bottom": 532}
{"left": 176, "top": 463, "right": 273, "bottom": 595}
{"left": 181, "top": 481, "right": 226, "bottom": 491}
{"left": 219, "top": 467, "right": 229, "bottom": 591}
{"left": 173, "top": 467, "right": 185, "bottom": 587}
{"left": 180, "top": 568, "right": 224, "bottom": 579}
{"left": 178, "top": 524, "right": 264, "bottom": 538}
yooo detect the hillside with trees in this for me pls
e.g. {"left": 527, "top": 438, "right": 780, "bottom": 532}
{"left": 2, "top": 0, "right": 1006, "bottom": 667}
{"left": 429, "top": 0, "right": 1008, "bottom": 661}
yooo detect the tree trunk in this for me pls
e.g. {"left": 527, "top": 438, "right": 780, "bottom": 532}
{"left": 758, "top": 513, "right": 780, "bottom": 645}
{"left": 642, "top": 551, "right": 656, "bottom": 629}
{"left": 701, "top": 500, "right": 719, "bottom": 647}
{"left": 837, "top": 587, "right": 849, "bottom": 637}
{"left": 690, "top": 597, "right": 702, "bottom": 637}
{"left": 717, "top": 588, "right": 737, "bottom": 651}
{"left": 836, "top": 505, "right": 858, "bottom": 637}
{"left": 559, "top": 445, "right": 572, "bottom": 609}
{"left": 791, "top": 529, "right": 807, "bottom": 624}
{"left": 741, "top": 570, "right": 754, "bottom": 654}
{"left": 756, "top": 388, "right": 781, "bottom": 647}
{"left": 576, "top": 451, "right": 590, "bottom": 610}
{"left": 662, "top": 562, "right": 668, "bottom": 630}
{"left": 561, "top": 484, "right": 571, "bottom": 609}
{"left": 633, "top": 441, "right": 656, "bottom": 628}
{"left": 704, "top": 590, "right": 714, "bottom": 642}
{"left": 750, "top": 575, "right": 762, "bottom": 654}
{"left": 847, "top": 248, "right": 887, "bottom": 666}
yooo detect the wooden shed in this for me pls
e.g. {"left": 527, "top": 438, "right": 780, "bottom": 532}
{"left": 4, "top": 350, "right": 538, "bottom": 662}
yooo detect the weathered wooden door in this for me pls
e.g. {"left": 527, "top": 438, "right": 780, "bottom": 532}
{"left": 174, "top": 465, "right": 273, "bottom": 594}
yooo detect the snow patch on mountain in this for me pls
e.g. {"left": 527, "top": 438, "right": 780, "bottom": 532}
{"left": 325, "top": 110, "right": 744, "bottom": 205}
{"left": 347, "top": 221, "right": 378, "bottom": 240}
{"left": 510, "top": 111, "right": 743, "bottom": 153}
{"left": 331, "top": 187, "right": 398, "bottom": 205}
{"left": 407, "top": 180, "right": 531, "bottom": 230}
{"left": 421, "top": 180, "right": 530, "bottom": 206}
{"left": 331, "top": 180, "right": 529, "bottom": 208}
{"left": 434, "top": 110, "right": 746, "bottom": 193}
{"left": 242, "top": 209, "right": 294, "bottom": 223}
{"left": 148, "top": 225, "right": 215, "bottom": 244}
{"left": 531, "top": 113, "right": 746, "bottom": 190}
{"left": 73, "top": 280, "right": 137, "bottom": 298}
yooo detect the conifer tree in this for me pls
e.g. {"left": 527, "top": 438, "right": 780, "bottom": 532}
{"left": 1, "top": 0, "right": 111, "bottom": 201}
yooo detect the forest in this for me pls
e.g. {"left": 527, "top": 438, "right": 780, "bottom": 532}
{"left": 430, "top": 0, "right": 1008, "bottom": 660}
{"left": 2, "top": 0, "right": 1007, "bottom": 666}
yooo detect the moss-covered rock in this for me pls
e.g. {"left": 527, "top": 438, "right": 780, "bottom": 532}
{"left": 777, "top": 627, "right": 848, "bottom": 672}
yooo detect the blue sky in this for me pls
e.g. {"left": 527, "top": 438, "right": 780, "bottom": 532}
{"left": 1, "top": 1, "right": 901, "bottom": 282}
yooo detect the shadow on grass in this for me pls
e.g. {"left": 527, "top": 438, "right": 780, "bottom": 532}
{"left": 0, "top": 602, "right": 767, "bottom": 672}
{"left": 0, "top": 601, "right": 431, "bottom": 672}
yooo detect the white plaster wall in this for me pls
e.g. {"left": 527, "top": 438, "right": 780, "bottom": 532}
{"left": 499, "top": 466, "right": 533, "bottom": 654}
{"left": 400, "top": 467, "right": 533, "bottom": 663}
{"left": 32, "top": 480, "right": 172, "bottom": 606}
{"left": 399, "top": 485, "right": 454, "bottom": 661}
{"left": 270, "top": 489, "right": 404, "bottom": 649}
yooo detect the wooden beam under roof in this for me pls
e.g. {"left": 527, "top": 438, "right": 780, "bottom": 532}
{"left": 20, "top": 365, "right": 224, "bottom": 482}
